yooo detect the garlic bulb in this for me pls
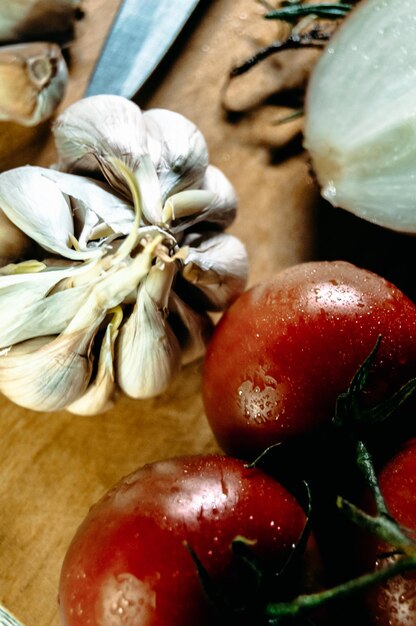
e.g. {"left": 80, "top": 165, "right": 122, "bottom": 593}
{"left": 0, "top": 0, "right": 82, "bottom": 42}
{"left": 304, "top": 0, "right": 416, "bottom": 233}
{"left": 0, "top": 42, "right": 67, "bottom": 126}
{"left": 0, "top": 96, "right": 248, "bottom": 413}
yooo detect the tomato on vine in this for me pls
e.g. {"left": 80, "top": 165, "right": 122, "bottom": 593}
{"left": 58, "top": 454, "right": 313, "bottom": 626}
{"left": 202, "top": 261, "right": 416, "bottom": 458}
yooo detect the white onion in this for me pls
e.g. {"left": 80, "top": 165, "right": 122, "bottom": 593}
{"left": 304, "top": 0, "right": 416, "bottom": 233}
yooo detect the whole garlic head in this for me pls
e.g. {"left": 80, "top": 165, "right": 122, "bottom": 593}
{"left": 0, "top": 42, "right": 68, "bottom": 126}
{"left": 0, "top": 95, "right": 248, "bottom": 414}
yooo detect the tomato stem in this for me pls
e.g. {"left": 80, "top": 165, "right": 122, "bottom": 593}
{"left": 265, "top": 555, "right": 416, "bottom": 623}
{"left": 355, "top": 438, "right": 389, "bottom": 517}
{"left": 337, "top": 496, "right": 415, "bottom": 555}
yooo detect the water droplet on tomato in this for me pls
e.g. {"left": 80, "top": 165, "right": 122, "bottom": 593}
{"left": 237, "top": 371, "right": 284, "bottom": 424}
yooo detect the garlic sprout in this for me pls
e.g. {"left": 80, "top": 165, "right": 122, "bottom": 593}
{"left": 304, "top": 0, "right": 416, "bottom": 233}
{"left": 0, "top": 42, "right": 67, "bottom": 126}
{"left": 0, "top": 96, "right": 248, "bottom": 413}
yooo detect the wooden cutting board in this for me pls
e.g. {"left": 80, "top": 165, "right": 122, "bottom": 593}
{"left": 0, "top": 2, "right": 415, "bottom": 625}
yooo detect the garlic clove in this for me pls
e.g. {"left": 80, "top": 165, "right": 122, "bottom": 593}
{"left": 0, "top": 0, "right": 82, "bottom": 42}
{"left": 168, "top": 291, "right": 213, "bottom": 365}
{"left": 198, "top": 164, "right": 237, "bottom": 229}
{"left": 0, "top": 329, "right": 94, "bottom": 412}
{"left": 53, "top": 95, "right": 163, "bottom": 223}
{"left": 0, "top": 166, "right": 104, "bottom": 260}
{"left": 166, "top": 165, "right": 237, "bottom": 232}
{"left": 304, "top": 0, "right": 416, "bottom": 233}
{"left": 0, "top": 281, "right": 90, "bottom": 348}
{"left": 162, "top": 189, "right": 215, "bottom": 224}
{"left": 53, "top": 95, "right": 147, "bottom": 176}
{"left": 0, "top": 259, "right": 45, "bottom": 275}
{"left": 0, "top": 260, "right": 97, "bottom": 348}
{"left": 0, "top": 42, "right": 67, "bottom": 126}
{"left": 40, "top": 168, "right": 135, "bottom": 245}
{"left": 181, "top": 231, "right": 249, "bottom": 310}
{"left": 143, "top": 108, "right": 209, "bottom": 201}
{"left": 67, "top": 307, "right": 122, "bottom": 416}
{"left": 117, "top": 266, "right": 181, "bottom": 399}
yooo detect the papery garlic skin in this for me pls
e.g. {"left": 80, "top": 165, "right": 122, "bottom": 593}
{"left": 67, "top": 308, "right": 122, "bottom": 416}
{"left": 0, "top": 96, "right": 248, "bottom": 413}
{"left": 168, "top": 292, "right": 213, "bottom": 365}
{"left": 0, "top": 0, "right": 82, "bottom": 42}
{"left": 304, "top": 0, "right": 416, "bottom": 233}
{"left": 182, "top": 232, "right": 249, "bottom": 311}
{"left": 0, "top": 331, "right": 93, "bottom": 412}
{"left": 53, "top": 95, "right": 162, "bottom": 222}
{"left": 143, "top": 108, "right": 209, "bottom": 201}
{"left": 0, "top": 42, "right": 67, "bottom": 126}
{"left": 0, "top": 166, "right": 101, "bottom": 259}
{"left": 0, "top": 263, "right": 94, "bottom": 347}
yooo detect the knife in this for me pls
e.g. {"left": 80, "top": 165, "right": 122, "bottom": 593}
{"left": 85, "top": 0, "right": 202, "bottom": 98}
{"left": 0, "top": 604, "right": 24, "bottom": 626}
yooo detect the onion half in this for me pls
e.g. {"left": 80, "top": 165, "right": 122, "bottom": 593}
{"left": 304, "top": 0, "right": 416, "bottom": 233}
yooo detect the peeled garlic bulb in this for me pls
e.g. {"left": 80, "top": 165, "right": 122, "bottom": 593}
{"left": 304, "top": 0, "right": 416, "bottom": 233}
{"left": 0, "top": 42, "right": 67, "bottom": 126}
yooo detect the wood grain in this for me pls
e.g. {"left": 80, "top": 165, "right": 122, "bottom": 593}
{"left": 0, "top": 1, "right": 414, "bottom": 625}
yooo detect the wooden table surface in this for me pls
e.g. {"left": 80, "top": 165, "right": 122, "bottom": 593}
{"left": 0, "top": 1, "right": 415, "bottom": 625}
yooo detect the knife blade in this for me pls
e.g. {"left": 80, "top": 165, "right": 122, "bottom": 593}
{"left": 0, "top": 603, "right": 24, "bottom": 626}
{"left": 85, "top": 0, "right": 201, "bottom": 98}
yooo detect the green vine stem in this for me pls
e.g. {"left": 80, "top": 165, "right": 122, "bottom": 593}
{"left": 355, "top": 439, "right": 389, "bottom": 517}
{"left": 332, "top": 336, "right": 416, "bottom": 552}
{"left": 265, "top": 555, "right": 416, "bottom": 623}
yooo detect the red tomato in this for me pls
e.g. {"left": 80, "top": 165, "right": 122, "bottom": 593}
{"left": 58, "top": 454, "right": 309, "bottom": 626}
{"left": 363, "top": 438, "right": 416, "bottom": 626}
{"left": 202, "top": 261, "right": 416, "bottom": 458}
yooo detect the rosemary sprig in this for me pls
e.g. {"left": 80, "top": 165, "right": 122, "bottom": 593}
{"left": 265, "top": 3, "right": 353, "bottom": 23}
{"left": 229, "top": 32, "right": 329, "bottom": 77}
